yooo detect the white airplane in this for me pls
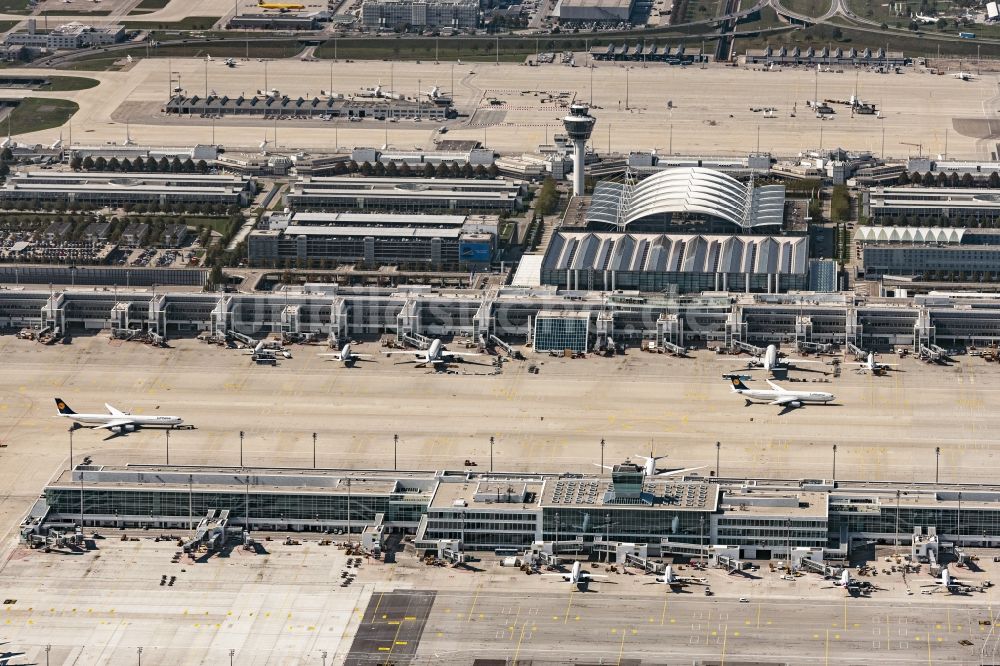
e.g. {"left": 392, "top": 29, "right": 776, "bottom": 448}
{"left": 740, "top": 344, "right": 822, "bottom": 375}
{"left": 849, "top": 352, "right": 898, "bottom": 375}
{"left": 126, "top": 54, "right": 133, "bottom": 64}
{"left": 821, "top": 569, "right": 854, "bottom": 589}
{"left": 206, "top": 54, "right": 213, "bottom": 61}
{"left": 358, "top": 82, "right": 387, "bottom": 99}
{"left": 224, "top": 58, "right": 236, "bottom": 68}
{"left": 921, "top": 568, "right": 972, "bottom": 594}
{"left": 542, "top": 561, "right": 606, "bottom": 586}
{"left": 318, "top": 343, "right": 373, "bottom": 365}
{"left": 54, "top": 398, "right": 183, "bottom": 434}
{"left": 953, "top": 71, "right": 974, "bottom": 81}
{"left": 652, "top": 565, "right": 707, "bottom": 588}
{"left": 913, "top": 13, "right": 938, "bottom": 24}
{"left": 727, "top": 376, "right": 834, "bottom": 413}
{"left": 383, "top": 338, "right": 482, "bottom": 367}
{"left": 595, "top": 451, "right": 703, "bottom": 478}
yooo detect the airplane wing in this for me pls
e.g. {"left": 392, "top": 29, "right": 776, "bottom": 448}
{"left": 351, "top": 354, "right": 374, "bottom": 359}
{"left": 443, "top": 351, "right": 483, "bottom": 358}
{"left": 318, "top": 353, "right": 344, "bottom": 361}
{"left": 656, "top": 465, "right": 706, "bottom": 477}
{"left": 92, "top": 419, "right": 134, "bottom": 430}
{"left": 583, "top": 574, "right": 608, "bottom": 579}
{"left": 105, "top": 403, "right": 127, "bottom": 417}
{"left": 383, "top": 351, "right": 423, "bottom": 357}
{"left": 768, "top": 396, "right": 800, "bottom": 406}
{"left": 783, "top": 358, "right": 821, "bottom": 364}
{"left": 765, "top": 380, "right": 789, "bottom": 393}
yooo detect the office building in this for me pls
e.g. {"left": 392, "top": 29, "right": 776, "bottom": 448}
{"left": 5, "top": 21, "right": 125, "bottom": 50}
{"left": 864, "top": 186, "right": 1000, "bottom": 225}
{"left": 247, "top": 211, "right": 497, "bottom": 269}
{"left": 0, "top": 171, "right": 255, "bottom": 208}
{"left": 284, "top": 176, "right": 523, "bottom": 212}
{"left": 361, "top": 0, "right": 478, "bottom": 30}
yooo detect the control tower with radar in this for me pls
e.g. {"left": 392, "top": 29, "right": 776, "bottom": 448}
{"left": 562, "top": 104, "right": 596, "bottom": 197}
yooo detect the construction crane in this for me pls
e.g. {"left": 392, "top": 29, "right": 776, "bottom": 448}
{"left": 901, "top": 141, "right": 923, "bottom": 157}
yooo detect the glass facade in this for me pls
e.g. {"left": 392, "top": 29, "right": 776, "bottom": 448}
{"left": 44, "top": 488, "right": 426, "bottom": 528}
{"left": 828, "top": 503, "right": 1000, "bottom": 549}
{"left": 542, "top": 508, "right": 710, "bottom": 545}
{"left": 424, "top": 510, "right": 539, "bottom": 548}
{"left": 533, "top": 314, "right": 589, "bottom": 353}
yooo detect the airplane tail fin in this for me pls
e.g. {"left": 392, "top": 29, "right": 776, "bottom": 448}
{"left": 54, "top": 398, "right": 75, "bottom": 415}
{"left": 726, "top": 375, "right": 750, "bottom": 391}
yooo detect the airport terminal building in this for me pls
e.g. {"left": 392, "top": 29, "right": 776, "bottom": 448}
{"left": 541, "top": 232, "right": 808, "bottom": 294}
{"left": 4, "top": 286, "right": 1000, "bottom": 353}
{"left": 22, "top": 461, "right": 1000, "bottom": 563}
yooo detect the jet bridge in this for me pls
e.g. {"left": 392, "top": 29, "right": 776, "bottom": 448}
{"left": 211, "top": 296, "right": 234, "bottom": 336}
{"left": 182, "top": 509, "right": 230, "bottom": 554}
{"left": 328, "top": 296, "right": 348, "bottom": 347}
{"left": 40, "top": 292, "right": 65, "bottom": 340}
{"left": 401, "top": 332, "right": 433, "bottom": 349}
{"left": 796, "top": 340, "right": 832, "bottom": 354}
{"left": 656, "top": 313, "right": 684, "bottom": 350}
{"left": 845, "top": 341, "right": 866, "bottom": 360}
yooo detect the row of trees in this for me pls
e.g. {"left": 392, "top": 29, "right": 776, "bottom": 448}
{"left": 897, "top": 171, "right": 1000, "bottom": 188}
{"left": 332, "top": 160, "right": 501, "bottom": 179}
{"left": 69, "top": 155, "right": 210, "bottom": 174}
{"left": 0, "top": 198, "right": 237, "bottom": 217}
{"left": 534, "top": 177, "right": 559, "bottom": 217}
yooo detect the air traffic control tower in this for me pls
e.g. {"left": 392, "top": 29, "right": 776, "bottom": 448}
{"left": 562, "top": 103, "right": 596, "bottom": 197}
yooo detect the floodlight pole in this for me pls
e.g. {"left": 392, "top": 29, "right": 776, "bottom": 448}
{"left": 394, "top": 433, "right": 398, "bottom": 470}
{"left": 832, "top": 444, "right": 836, "bottom": 481}
{"left": 312, "top": 432, "right": 317, "bottom": 469}
{"left": 715, "top": 441, "right": 720, "bottom": 477}
{"left": 600, "top": 438, "right": 605, "bottom": 473}
{"left": 239, "top": 430, "right": 245, "bottom": 467}
{"left": 166, "top": 429, "right": 170, "bottom": 465}
{"left": 935, "top": 446, "right": 940, "bottom": 484}
{"left": 489, "top": 436, "right": 494, "bottom": 472}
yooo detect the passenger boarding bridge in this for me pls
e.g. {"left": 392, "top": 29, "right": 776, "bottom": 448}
{"left": 3, "top": 286, "right": 1000, "bottom": 350}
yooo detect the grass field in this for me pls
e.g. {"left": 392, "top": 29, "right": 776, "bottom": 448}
{"left": 0, "top": 0, "right": 30, "bottom": 13}
{"left": 132, "top": 0, "right": 170, "bottom": 10}
{"left": 736, "top": 5, "right": 788, "bottom": 31}
{"left": 735, "top": 20, "right": 1000, "bottom": 58}
{"left": 846, "top": 0, "right": 898, "bottom": 24}
{"left": 0, "top": 20, "right": 18, "bottom": 31}
{"left": 68, "top": 39, "right": 306, "bottom": 67}
{"left": 6, "top": 97, "right": 77, "bottom": 135}
{"left": 40, "top": 75, "right": 100, "bottom": 90}
{"left": 188, "top": 217, "right": 234, "bottom": 234}
{"left": 781, "top": 0, "right": 831, "bottom": 17}
{"left": 61, "top": 56, "right": 127, "bottom": 71}
{"left": 312, "top": 34, "right": 711, "bottom": 61}
{"left": 40, "top": 8, "right": 112, "bottom": 15}
{"left": 0, "top": 75, "right": 99, "bottom": 90}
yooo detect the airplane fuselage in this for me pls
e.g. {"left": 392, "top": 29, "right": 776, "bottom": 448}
{"left": 734, "top": 388, "right": 834, "bottom": 405}
{"left": 58, "top": 413, "right": 183, "bottom": 428}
